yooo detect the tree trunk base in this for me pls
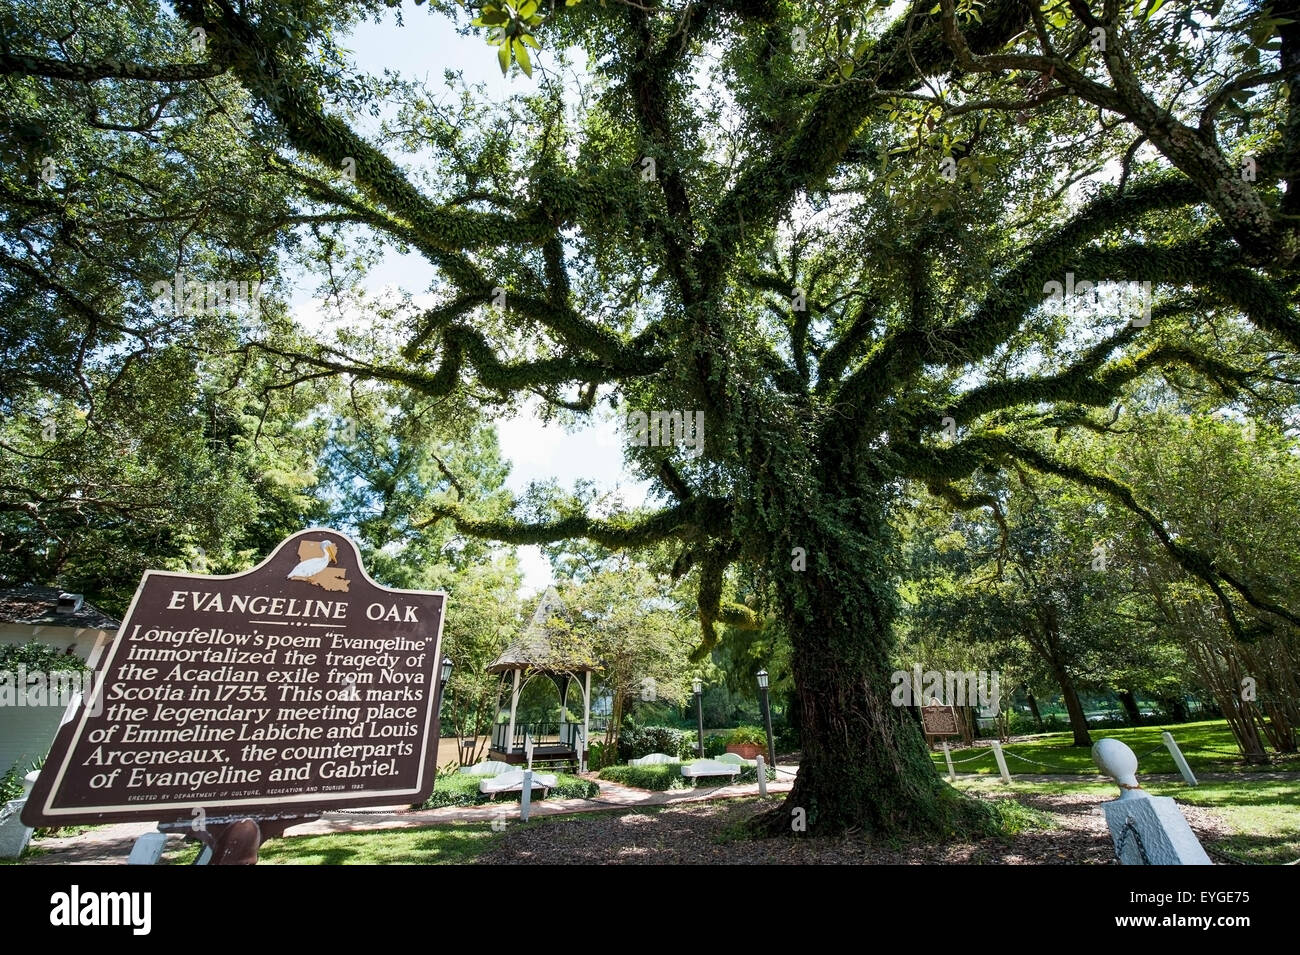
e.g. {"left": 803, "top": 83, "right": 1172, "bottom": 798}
{"left": 747, "top": 769, "right": 999, "bottom": 840}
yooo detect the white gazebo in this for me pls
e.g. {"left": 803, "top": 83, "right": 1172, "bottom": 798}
{"left": 487, "top": 588, "right": 600, "bottom": 768}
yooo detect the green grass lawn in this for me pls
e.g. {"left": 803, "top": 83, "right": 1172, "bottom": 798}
{"left": 953, "top": 776, "right": 1300, "bottom": 865}
{"left": 153, "top": 773, "right": 1298, "bottom": 865}
{"left": 163, "top": 822, "right": 499, "bottom": 865}
{"left": 932, "top": 719, "right": 1294, "bottom": 776}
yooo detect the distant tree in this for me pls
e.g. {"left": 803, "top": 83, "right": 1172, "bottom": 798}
{"left": 556, "top": 558, "right": 696, "bottom": 757}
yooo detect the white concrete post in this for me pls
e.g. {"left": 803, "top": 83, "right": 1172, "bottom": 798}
{"left": 756, "top": 755, "right": 768, "bottom": 797}
{"left": 520, "top": 769, "right": 533, "bottom": 823}
{"left": 1093, "top": 738, "right": 1211, "bottom": 865}
{"left": 505, "top": 668, "right": 521, "bottom": 755}
{"left": 0, "top": 771, "right": 40, "bottom": 859}
{"left": 991, "top": 740, "right": 1012, "bottom": 784}
{"left": 942, "top": 741, "right": 956, "bottom": 781}
{"left": 1162, "top": 731, "right": 1198, "bottom": 786}
{"left": 127, "top": 831, "right": 168, "bottom": 865}
{"left": 525, "top": 733, "right": 535, "bottom": 770}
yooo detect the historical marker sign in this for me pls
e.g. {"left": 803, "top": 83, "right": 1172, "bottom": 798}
{"left": 23, "top": 529, "right": 447, "bottom": 826}
{"left": 921, "top": 705, "right": 960, "bottom": 737}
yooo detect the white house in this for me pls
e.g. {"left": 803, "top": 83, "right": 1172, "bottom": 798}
{"left": 0, "top": 586, "right": 118, "bottom": 774}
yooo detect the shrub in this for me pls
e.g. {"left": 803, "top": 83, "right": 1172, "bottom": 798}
{"left": 725, "top": 725, "right": 767, "bottom": 747}
{"left": 702, "top": 733, "right": 728, "bottom": 758}
{"left": 775, "top": 727, "right": 800, "bottom": 753}
{"left": 0, "top": 642, "right": 88, "bottom": 677}
{"left": 587, "top": 740, "right": 611, "bottom": 769}
{"left": 418, "top": 771, "right": 598, "bottom": 809}
{"left": 598, "top": 761, "right": 777, "bottom": 791}
{"left": 618, "top": 725, "right": 695, "bottom": 761}
{"left": 598, "top": 763, "right": 686, "bottom": 791}
{"left": 1, "top": 763, "right": 27, "bottom": 802}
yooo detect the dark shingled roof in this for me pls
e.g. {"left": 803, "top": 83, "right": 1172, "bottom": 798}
{"left": 0, "top": 585, "right": 120, "bottom": 630}
{"left": 487, "top": 587, "right": 597, "bottom": 674}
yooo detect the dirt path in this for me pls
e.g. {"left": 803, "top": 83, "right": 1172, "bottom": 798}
{"left": 19, "top": 765, "right": 1263, "bottom": 865}
{"left": 472, "top": 790, "right": 1234, "bottom": 865}
{"left": 20, "top": 771, "right": 797, "bottom": 864}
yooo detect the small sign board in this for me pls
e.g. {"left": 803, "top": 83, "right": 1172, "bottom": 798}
{"left": 921, "top": 705, "right": 960, "bottom": 737}
{"left": 24, "top": 529, "right": 446, "bottom": 826}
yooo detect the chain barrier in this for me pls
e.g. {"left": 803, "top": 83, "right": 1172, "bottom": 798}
{"left": 1115, "top": 819, "right": 1152, "bottom": 864}
{"left": 948, "top": 749, "right": 997, "bottom": 765}
{"left": 1001, "top": 751, "right": 1078, "bottom": 772}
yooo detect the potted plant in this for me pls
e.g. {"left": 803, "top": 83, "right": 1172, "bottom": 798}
{"left": 724, "top": 725, "right": 767, "bottom": 760}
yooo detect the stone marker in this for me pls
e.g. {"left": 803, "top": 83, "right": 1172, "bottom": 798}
{"left": 1092, "top": 738, "right": 1212, "bottom": 865}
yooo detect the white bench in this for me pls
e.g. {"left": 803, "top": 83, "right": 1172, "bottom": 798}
{"left": 458, "top": 760, "right": 515, "bottom": 777}
{"left": 628, "top": 752, "right": 679, "bottom": 766}
{"left": 479, "top": 769, "right": 558, "bottom": 797}
{"left": 680, "top": 759, "right": 744, "bottom": 779}
{"left": 715, "top": 752, "right": 756, "bottom": 767}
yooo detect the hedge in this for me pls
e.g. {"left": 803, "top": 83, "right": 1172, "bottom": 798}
{"left": 419, "top": 771, "right": 599, "bottom": 809}
{"left": 598, "top": 761, "right": 776, "bottom": 791}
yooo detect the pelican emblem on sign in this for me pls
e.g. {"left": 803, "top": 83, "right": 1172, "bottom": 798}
{"left": 287, "top": 539, "right": 349, "bottom": 592}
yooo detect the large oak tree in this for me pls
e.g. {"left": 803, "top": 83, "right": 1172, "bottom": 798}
{"left": 5, "top": 0, "right": 1300, "bottom": 834}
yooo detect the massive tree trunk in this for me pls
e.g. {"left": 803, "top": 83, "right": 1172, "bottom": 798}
{"left": 757, "top": 477, "right": 995, "bottom": 837}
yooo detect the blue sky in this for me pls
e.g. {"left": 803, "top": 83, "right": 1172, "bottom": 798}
{"left": 295, "top": 2, "right": 648, "bottom": 593}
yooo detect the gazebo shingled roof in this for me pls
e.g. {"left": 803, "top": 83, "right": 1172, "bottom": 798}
{"left": 487, "top": 586, "right": 597, "bottom": 674}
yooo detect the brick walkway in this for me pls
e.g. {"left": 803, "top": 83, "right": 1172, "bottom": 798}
{"left": 20, "top": 768, "right": 800, "bottom": 865}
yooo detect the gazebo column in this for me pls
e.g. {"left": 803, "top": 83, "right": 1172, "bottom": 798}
{"left": 558, "top": 675, "right": 570, "bottom": 745}
{"left": 583, "top": 671, "right": 592, "bottom": 754}
{"left": 489, "top": 673, "right": 506, "bottom": 755}
{"left": 506, "top": 668, "right": 521, "bottom": 755}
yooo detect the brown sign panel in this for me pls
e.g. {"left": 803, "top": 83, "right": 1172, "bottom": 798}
{"left": 921, "top": 705, "right": 960, "bottom": 737}
{"left": 23, "top": 529, "right": 446, "bottom": 826}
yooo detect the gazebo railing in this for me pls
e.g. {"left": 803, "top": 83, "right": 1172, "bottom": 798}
{"left": 491, "top": 716, "right": 610, "bottom": 752}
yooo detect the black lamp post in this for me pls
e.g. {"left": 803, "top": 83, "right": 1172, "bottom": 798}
{"left": 692, "top": 678, "right": 705, "bottom": 757}
{"left": 756, "top": 669, "right": 777, "bottom": 768}
{"left": 437, "top": 656, "right": 454, "bottom": 722}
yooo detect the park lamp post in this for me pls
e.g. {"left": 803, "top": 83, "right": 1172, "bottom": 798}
{"left": 437, "top": 656, "right": 454, "bottom": 719}
{"left": 692, "top": 678, "right": 705, "bottom": 756}
{"left": 756, "top": 669, "right": 777, "bottom": 769}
